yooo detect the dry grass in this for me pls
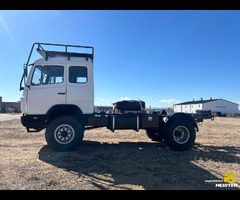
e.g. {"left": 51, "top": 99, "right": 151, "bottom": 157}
{"left": 0, "top": 117, "right": 239, "bottom": 190}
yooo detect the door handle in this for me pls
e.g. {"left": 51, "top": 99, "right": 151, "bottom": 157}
{"left": 57, "top": 92, "right": 66, "bottom": 95}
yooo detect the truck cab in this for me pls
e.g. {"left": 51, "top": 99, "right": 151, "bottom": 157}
{"left": 20, "top": 43, "right": 94, "bottom": 131}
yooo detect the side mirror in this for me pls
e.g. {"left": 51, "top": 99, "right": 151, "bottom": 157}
{"left": 24, "top": 66, "right": 28, "bottom": 78}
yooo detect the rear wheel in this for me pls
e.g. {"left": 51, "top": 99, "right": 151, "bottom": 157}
{"left": 146, "top": 130, "right": 163, "bottom": 141}
{"left": 164, "top": 119, "right": 196, "bottom": 151}
{"left": 45, "top": 115, "right": 84, "bottom": 151}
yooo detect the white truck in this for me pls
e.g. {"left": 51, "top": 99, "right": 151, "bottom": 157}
{"left": 20, "top": 43, "right": 212, "bottom": 152}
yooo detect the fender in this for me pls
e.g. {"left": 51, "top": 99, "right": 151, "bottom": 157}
{"left": 46, "top": 104, "right": 85, "bottom": 123}
{"left": 165, "top": 112, "right": 199, "bottom": 132}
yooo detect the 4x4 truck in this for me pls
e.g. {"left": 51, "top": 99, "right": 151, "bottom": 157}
{"left": 20, "top": 43, "right": 213, "bottom": 152}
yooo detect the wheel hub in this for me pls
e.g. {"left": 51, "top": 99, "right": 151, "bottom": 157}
{"left": 173, "top": 126, "right": 190, "bottom": 144}
{"left": 54, "top": 124, "right": 75, "bottom": 144}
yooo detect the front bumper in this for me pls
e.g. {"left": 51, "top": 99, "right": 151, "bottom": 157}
{"left": 21, "top": 114, "right": 47, "bottom": 131}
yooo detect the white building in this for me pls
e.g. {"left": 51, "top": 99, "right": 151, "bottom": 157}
{"left": 173, "top": 98, "right": 239, "bottom": 115}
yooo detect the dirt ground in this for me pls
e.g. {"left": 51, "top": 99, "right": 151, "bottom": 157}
{"left": 0, "top": 114, "right": 22, "bottom": 122}
{"left": 0, "top": 116, "right": 239, "bottom": 190}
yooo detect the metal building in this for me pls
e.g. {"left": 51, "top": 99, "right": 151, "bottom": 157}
{"left": 173, "top": 98, "right": 239, "bottom": 115}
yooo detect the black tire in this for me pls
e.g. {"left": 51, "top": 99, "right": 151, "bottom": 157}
{"left": 116, "top": 100, "right": 145, "bottom": 111}
{"left": 164, "top": 119, "right": 196, "bottom": 151}
{"left": 45, "top": 115, "right": 84, "bottom": 152}
{"left": 146, "top": 130, "right": 163, "bottom": 142}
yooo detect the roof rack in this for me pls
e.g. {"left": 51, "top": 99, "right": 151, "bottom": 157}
{"left": 36, "top": 42, "right": 94, "bottom": 61}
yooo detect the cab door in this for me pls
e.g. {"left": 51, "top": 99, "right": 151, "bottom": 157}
{"left": 27, "top": 65, "right": 66, "bottom": 115}
{"left": 66, "top": 64, "right": 94, "bottom": 114}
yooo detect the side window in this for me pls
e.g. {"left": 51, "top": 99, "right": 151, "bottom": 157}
{"left": 31, "top": 65, "right": 64, "bottom": 86}
{"left": 31, "top": 65, "right": 42, "bottom": 85}
{"left": 42, "top": 65, "right": 64, "bottom": 85}
{"left": 69, "top": 66, "right": 87, "bottom": 83}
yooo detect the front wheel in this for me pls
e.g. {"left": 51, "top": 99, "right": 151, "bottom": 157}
{"left": 45, "top": 115, "right": 84, "bottom": 152}
{"left": 164, "top": 119, "right": 196, "bottom": 151}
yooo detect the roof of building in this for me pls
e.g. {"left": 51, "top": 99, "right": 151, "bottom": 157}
{"left": 174, "top": 98, "right": 239, "bottom": 106}
{"left": 174, "top": 99, "right": 220, "bottom": 105}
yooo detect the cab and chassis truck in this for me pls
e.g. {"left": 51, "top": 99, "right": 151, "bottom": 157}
{"left": 20, "top": 43, "right": 213, "bottom": 152}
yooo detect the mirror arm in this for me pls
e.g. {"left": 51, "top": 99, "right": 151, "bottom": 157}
{"left": 25, "top": 84, "right": 30, "bottom": 89}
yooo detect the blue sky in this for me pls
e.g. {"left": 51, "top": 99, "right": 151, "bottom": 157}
{"left": 0, "top": 10, "right": 240, "bottom": 108}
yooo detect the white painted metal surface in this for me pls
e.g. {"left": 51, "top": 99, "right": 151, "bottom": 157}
{"left": 203, "top": 99, "right": 238, "bottom": 115}
{"left": 21, "top": 56, "right": 94, "bottom": 115}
